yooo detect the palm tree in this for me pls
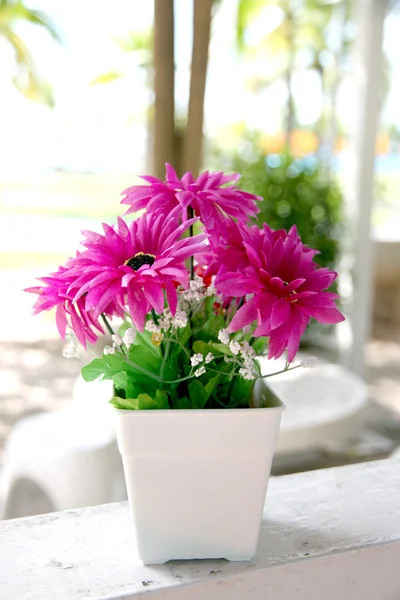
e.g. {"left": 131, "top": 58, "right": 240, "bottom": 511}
{"left": 0, "top": 0, "right": 60, "bottom": 105}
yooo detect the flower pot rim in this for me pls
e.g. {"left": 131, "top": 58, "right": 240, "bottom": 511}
{"left": 112, "top": 403, "right": 286, "bottom": 416}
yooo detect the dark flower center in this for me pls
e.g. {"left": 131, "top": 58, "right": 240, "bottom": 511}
{"left": 125, "top": 252, "right": 156, "bottom": 271}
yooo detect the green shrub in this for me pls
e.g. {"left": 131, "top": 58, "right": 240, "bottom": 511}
{"left": 233, "top": 153, "right": 342, "bottom": 270}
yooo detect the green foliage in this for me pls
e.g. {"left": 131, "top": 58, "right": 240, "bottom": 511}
{"left": 110, "top": 390, "right": 169, "bottom": 411}
{"left": 81, "top": 298, "right": 272, "bottom": 410}
{"left": 234, "top": 152, "right": 342, "bottom": 269}
{"left": 0, "top": 0, "right": 60, "bottom": 105}
{"left": 90, "top": 71, "right": 124, "bottom": 86}
{"left": 188, "top": 375, "right": 220, "bottom": 409}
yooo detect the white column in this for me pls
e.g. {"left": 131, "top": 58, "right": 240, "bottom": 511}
{"left": 340, "top": 0, "right": 387, "bottom": 375}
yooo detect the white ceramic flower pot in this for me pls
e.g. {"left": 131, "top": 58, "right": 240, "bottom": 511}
{"left": 114, "top": 380, "right": 285, "bottom": 564}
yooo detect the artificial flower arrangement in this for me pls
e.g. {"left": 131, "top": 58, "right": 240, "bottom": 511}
{"left": 27, "top": 164, "right": 344, "bottom": 411}
{"left": 27, "top": 164, "right": 344, "bottom": 564}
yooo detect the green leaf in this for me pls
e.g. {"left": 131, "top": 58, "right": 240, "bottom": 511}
{"left": 90, "top": 71, "right": 123, "bottom": 85}
{"left": 153, "top": 389, "right": 170, "bottom": 409}
{"left": 81, "top": 358, "right": 109, "bottom": 382}
{"left": 228, "top": 377, "right": 255, "bottom": 408}
{"left": 113, "top": 371, "right": 128, "bottom": 389}
{"left": 110, "top": 396, "right": 139, "bottom": 410}
{"left": 188, "top": 380, "right": 208, "bottom": 410}
{"left": 129, "top": 344, "right": 162, "bottom": 374}
{"left": 188, "top": 374, "right": 220, "bottom": 410}
{"left": 103, "top": 353, "right": 131, "bottom": 372}
{"left": 193, "top": 312, "right": 225, "bottom": 343}
{"left": 133, "top": 330, "right": 162, "bottom": 359}
{"left": 252, "top": 337, "right": 268, "bottom": 355}
{"left": 110, "top": 389, "right": 170, "bottom": 410}
{"left": 178, "top": 323, "right": 192, "bottom": 347}
{"left": 192, "top": 340, "right": 212, "bottom": 355}
{"left": 210, "top": 342, "right": 233, "bottom": 356}
{"left": 205, "top": 375, "right": 219, "bottom": 398}
{"left": 172, "top": 396, "right": 192, "bottom": 410}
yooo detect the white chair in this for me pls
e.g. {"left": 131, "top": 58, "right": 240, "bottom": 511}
{"left": 0, "top": 406, "right": 126, "bottom": 520}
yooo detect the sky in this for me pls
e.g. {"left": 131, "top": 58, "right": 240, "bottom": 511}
{"left": 0, "top": 0, "right": 399, "bottom": 177}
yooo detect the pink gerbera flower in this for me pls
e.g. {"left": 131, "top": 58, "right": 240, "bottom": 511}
{"left": 121, "top": 163, "right": 261, "bottom": 243}
{"left": 197, "top": 220, "right": 261, "bottom": 283}
{"left": 25, "top": 266, "right": 120, "bottom": 347}
{"left": 65, "top": 208, "right": 207, "bottom": 331}
{"left": 216, "top": 224, "right": 344, "bottom": 362}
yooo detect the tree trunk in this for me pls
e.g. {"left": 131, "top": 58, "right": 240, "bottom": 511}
{"left": 324, "top": 0, "right": 348, "bottom": 178}
{"left": 284, "top": 5, "right": 295, "bottom": 153}
{"left": 153, "top": 0, "right": 175, "bottom": 179}
{"left": 285, "top": 69, "right": 295, "bottom": 152}
{"left": 182, "top": 0, "right": 214, "bottom": 177}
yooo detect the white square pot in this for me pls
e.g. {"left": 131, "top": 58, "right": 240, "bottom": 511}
{"left": 114, "top": 381, "right": 284, "bottom": 564}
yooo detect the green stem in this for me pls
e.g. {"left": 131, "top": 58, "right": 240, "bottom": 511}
{"left": 237, "top": 296, "right": 245, "bottom": 310}
{"left": 120, "top": 353, "right": 196, "bottom": 385}
{"left": 160, "top": 341, "right": 171, "bottom": 380}
{"left": 101, "top": 313, "right": 114, "bottom": 337}
{"left": 187, "top": 205, "right": 194, "bottom": 281}
{"left": 259, "top": 364, "right": 302, "bottom": 379}
{"left": 206, "top": 367, "right": 240, "bottom": 377}
{"left": 164, "top": 337, "right": 191, "bottom": 358}
{"left": 119, "top": 355, "right": 162, "bottom": 381}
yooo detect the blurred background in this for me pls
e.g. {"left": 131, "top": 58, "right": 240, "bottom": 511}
{"left": 0, "top": 0, "right": 400, "bottom": 518}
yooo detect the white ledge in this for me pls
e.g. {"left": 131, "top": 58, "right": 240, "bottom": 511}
{"left": 1, "top": 458, "right": 400, "bottom": 599}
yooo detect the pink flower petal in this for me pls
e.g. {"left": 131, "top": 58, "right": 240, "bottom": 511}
{"left": 228, "top": 297, "right": 259, "bottom": 332}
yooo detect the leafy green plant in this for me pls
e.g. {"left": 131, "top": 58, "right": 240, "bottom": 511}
{"left": 233, "top": 152, "right": 342, "bottom": 270}
{"left": 80, "top": 304, "right": 272, "bottom": 411}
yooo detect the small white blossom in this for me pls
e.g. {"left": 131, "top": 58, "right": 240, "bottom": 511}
{"left": 159, "top": 308, "right": 173, "bottom": 332}
{"left": 62, "top": 337, "right": 80, "bottom": 359}
{"left": 145, "top": 320, "right": 161, "bottom": 334}
{"left": 183, "top": 289, "right": 204, "bottom": 302}
{"left": 205, "top": 352, "right": 214, "bottom": 364}
{"left": 123, "top": 327, "right": 136, "bottom": 348}
{"left": 301, "top": 357, "right": 319, "bottom": 369}
{"left": 194, "top": 366, "right": 206, "bottom": 377}
{"left": 218, "top": 329, "right": 230, "bottom": 344}
{"left": 183, "top": 276, "right": 206, "bottom": 302}
{"left": 205, "top": 279, "right": 216, "bottom": 297}
{"left": 111, "top": 334, "right": 123, "bottom": 346}
{"left": 239, "top": 367, "right": 257, "bottom": 380}
{"left": 243, "top": 325, "right": 252, "bottom": 336}
{"left": 180, "top": 299, "right": 191, "bottom": 312}
{"left": 240, "top": 341, "right": 255, "bottom": 359}
{"left": 229, "top": 341, "right": 241, "bottom": 355}
{"left": 171, "top": 309, "right": 188, "bottom": 329}
{"left": 104, "top": 345, "right": 116, "bottom": 355}
{"left": 190, "top": 275, "right": 204, "bottom": 291}
{"left": 190, "top": 353, "right": 204, "bottom": 367}
{"left": 158, "top": 317, "right": 171, "bottom": 331}
{"left": 243, "top": 357, "right": 256, "bottom": 370}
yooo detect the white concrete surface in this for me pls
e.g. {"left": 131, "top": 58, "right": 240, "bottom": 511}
{"left": 1, "top": 458, "right": 400, "bottom": 599}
